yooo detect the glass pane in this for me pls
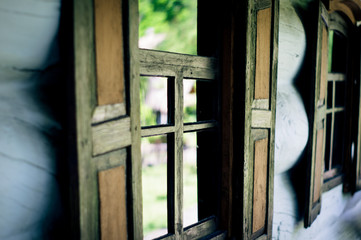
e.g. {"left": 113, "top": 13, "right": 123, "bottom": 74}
{"left": 140, "top": 77, "right": 168, "bottom": 127}
{"left": 327, "top": 81, "right": 333, "bottom": 109}
{"left": 184, "top": 79, "right": 217, "bottom": 123}
{"left": 184, "top": 80, "right": 197, "bottom": 123}
{"left": 325, "top": 113, "right": 332, "bottom": 172}
{"left": 332, "top": 112, "right": 345, "bottom": 169}
{"left": 183, "top": 132, "right": 198, "bottom": 227}
{"left": 142, "top": 135, "right": 168, "bottom": 239}
{"left": 335, "top": 81, "right": 346, "bottom": 108}
{"left": 328, "top": 30, "right": 334, "bottom": 72}
{"left": 139, "top": 0, "right": 197, "bottom": 55}
{"left": 330, "top": 30, "right": 348, "bottom": 73}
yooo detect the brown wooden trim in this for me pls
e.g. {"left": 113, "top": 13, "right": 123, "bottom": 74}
{"left": 94, "top": 0, "right": 125, "bottom": 106}
{"left": 98, "top": 166, "right": 127, "bottom": 240}
{"left": 141, "top": 125, "right": 175, "bottom": 137}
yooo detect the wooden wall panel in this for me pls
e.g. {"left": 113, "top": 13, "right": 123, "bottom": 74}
{"left": 313, "top": 128, "right": 324, "bottom": 203}
{"left": 95, "top": 0, "right": 125, "bottom": 105}
{"left": 98, "top": 166, "right": 127, "bottom": 240}
{"left": 252, "top": 137, "right": 269, "bottom": 233}
{"left": 320, "top": 25, "right": 328, "bottom": 103}
{"left": 255, "top": 8, "right": 271, "bottom": 100}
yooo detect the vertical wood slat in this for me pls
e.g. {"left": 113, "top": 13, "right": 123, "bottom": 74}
{"left": 73, "top": 0, "right": 99, "bottom": 238}
{"left": 255, "top": 8, "right": 271, "bottom": 100}
{"left": 99, "top": 166, "right": 127, "bottom": 240}
{"left": 127, "top": 0, "right": 142, "bottom": 238}
{"left": 313, "top": 128, "right": 324, "bottom": 203}
{"left": 252, "top": 137, "right": 269, "bottom": 233}
{"left": 319, "top": 25, "right": 328, "bottom": 104}
{"left": 95, "top": 0, "right": 125, "bottom": 105}
{"left": 174, "top": 72, "right": 184, "bottom": 236}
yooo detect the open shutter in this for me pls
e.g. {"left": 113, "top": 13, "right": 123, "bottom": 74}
{"left": 69, "top": 0, "right": 141, "bottom": 239}
{"left": 355, "top": 27, "right": 361, "bottom": 191}
{"left": 242, "top": 0, "right": 279, "bottom": 239}
{"left": 304, "top": 2, "right": 328, "bottom": 227}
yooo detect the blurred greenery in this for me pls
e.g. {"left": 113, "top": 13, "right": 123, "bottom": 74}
{"left": 142, "top": 163, "right": 197, "bottom": 235}
{"left": 139, "top": 0, "right": 197, "bottom": 55}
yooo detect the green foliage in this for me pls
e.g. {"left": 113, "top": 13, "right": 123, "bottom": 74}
{"left": 139, "top": 0, "right": 197, "bottom": 54}
{"left": 142, "top": 163, "right": 197, "bottom": 235}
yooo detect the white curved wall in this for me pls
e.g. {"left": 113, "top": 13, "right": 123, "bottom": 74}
{"left": 0, "top": 1, "right": 62, "bottom": 239}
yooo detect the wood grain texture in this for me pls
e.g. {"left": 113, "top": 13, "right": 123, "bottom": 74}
{"left": 95, "top": 0, "right": 125, "bottom": 105}
{"left": 139, "top": 49, "right": 217, "bottom": 79}
{"left": 313, "top": 128, "right": 324, "bottom": 203}
{"left": 251, "top": 110, "right": 272, "bottom": 128}
{"left": 319, "top": 25, "right": 328, "bottom": 103}
{"left": 92, "top": 117, "right": 131, "bottom": 156}
{"left": 92, "top": 103, "right": 126, "bottom": 124}
{"left": 255, "top": 8, "right": 271, "bottom": 100}
{"left": 252, "top": 137, "right": 268, "bottom": 233}
{"left": 98, "top": 166, "right": 127, "bottom": 240}
{"left": 183, "top": 217, "right": 217, "bottom": 239}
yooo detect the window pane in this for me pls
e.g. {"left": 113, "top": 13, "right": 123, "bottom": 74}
{"left": 325, "top": 113, "right": 332, "bottom": 172}
{"left": 184, "top": 79, "right": 217, "bottom": 123}
{"left": 183, "top": 132, "right": 198, "bottom": 227}
{"left": 335, "top": 81, "right": 346, "bottom": 108}
{"left": 332, "top": 112, "right": 345, "bottom": 169}
{"left": 140, "top": 77, "right": 168, "bottom": 127}
{"left": 184, "top": 80, "right": 197, "bottom": 123}
{"left": 139, "top": 0, "right": 197, "bottom": 55}
{"left": 327, "top": 81, "right": 333, "bottom": 109}
{"left": 330, "top": 30, "right": 347, "bottom": 73}
{"left": 142, "top": 135, "right": 168, "bottom": 239}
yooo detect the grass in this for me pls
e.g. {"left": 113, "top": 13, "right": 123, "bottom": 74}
{"left": 142, "top": 162, "right": 197, "bottom": 235}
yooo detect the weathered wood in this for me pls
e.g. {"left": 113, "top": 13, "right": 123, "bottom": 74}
{"left": 127, "top": 0, "right": 143, "bottom": 238}
{"left": 141, "top": 125, "right": 175, "bottom": 137}
{"left": 251, "top": 110, "right": 272, "bottom": 128}
{"left": 319, "top": 25, "right": 328, "bottom": 103}
{"left": 255, "top": 0, "right": 271, "bottom": 10}
{"left": 183, "top": 216, "right": 217, "bottom": 239}
{"left": 252, "top": 137, "right": 268, "bottom": 233}
{"left": 328, "top": 73, "right": 346, "bottom": 82}
{"left": 254, "top": 8, "right": 271, "bottom": 100}
{"left": 201, "top": 231, "right": 227, "bottom": 240}
{"left": 322, "top": 175, "right": 343, "bottom": 192}
{"left": 73, "top": 0, "right": 99, "bottom": 238}
{"left": 140, "top": 49, "right": 217, "bottom": 80}
{"left": 184, "top": 121, "right": 217, "bottom": 132}
{"left": 95, "top": 0, "right": 125, "bottom": 105}
{"left": 92, "top": 117, "right": 131, "bottom": 156}
{"left": 313, "top": 128, "right": 324, "bottom": 203}
{"left": 173, "top": 71, "right": 184, "bottom": 235}
{"left": 305, "top": 2, "right": 327, "bottom": 226}
{"left": 98, "top": 166, "right": 127, "bottom": 240}
{"left": 92, "top": 103, "right": 126, "bottom": 124}
{"left": 252, "top": 99, "right": 270, "bottom": 110}
{"left": 95, "top": 149, "right": 127, "bottom": 172}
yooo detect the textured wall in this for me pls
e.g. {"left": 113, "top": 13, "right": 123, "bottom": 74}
{"left": 0, "top": 1, "right": 63, "bottom": 239}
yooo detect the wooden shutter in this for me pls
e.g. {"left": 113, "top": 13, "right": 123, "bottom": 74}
{"left": 69, "top": 0, "right": 141, "bottom": 239}
{"left": 355, "top": 27, "right": 361, "bottom": 191}
{"left": 242, "top": 0, "right": 279, "bottom": 239}
{"left": 304, "top": 2, "right": 328, "bottom": 227}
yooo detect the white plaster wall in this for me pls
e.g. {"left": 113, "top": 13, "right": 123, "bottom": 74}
{"left": 0, "top": 1, "right": 62, "bottom": 239}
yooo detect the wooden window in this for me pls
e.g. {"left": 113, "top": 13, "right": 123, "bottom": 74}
{"left": 323, "top": 13, "right": 350, "bottom": 191}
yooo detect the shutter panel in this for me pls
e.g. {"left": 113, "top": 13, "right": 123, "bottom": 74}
{"left": 355, "top": 27, "right": 361, "bottom": 191}
{"left": 70, "top": 0, "right": 140, "bottom": 239}
{"left": 242, "top": 0, "right": 279, "bottom": 239}
{"left": 304, "top": 2, "right": 328, "bottom": 227}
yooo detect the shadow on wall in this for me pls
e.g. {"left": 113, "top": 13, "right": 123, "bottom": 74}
{"left": 288, "top": 0, "right": 319, "bottom": 222}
